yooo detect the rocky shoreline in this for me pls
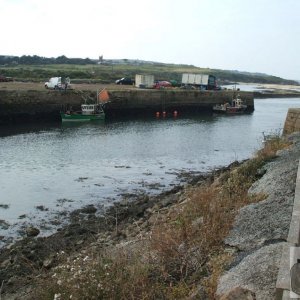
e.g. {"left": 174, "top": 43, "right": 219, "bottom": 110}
{"left": 0, "top": 169, "right": 223, "bottom": 299}
{"left": 1, "top": 133, "right": 299, "bottom": 299}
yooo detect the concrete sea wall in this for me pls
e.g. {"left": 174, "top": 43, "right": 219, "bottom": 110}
{"left": 216, "top": 110, "right": 300, "bottom": 299}
{"left": 0, "top": 89, "right": 254, "bottom": 124}
{"left": 276, "top": 111, "right": 300, "bottom": 299}
{"left": 275, "top": 157, "right": 300, "bottom": 299}
{"left": 216, "top": 131, "right": 300, "bottom": 299}
{"left": 283, "top": 108, "right": 300, "bottom": 135}
{"left": 0, "top": 89, "right": 87, "bottom": 123}
{"left": 104, "top": 89, "right": 254, "bottom": 116}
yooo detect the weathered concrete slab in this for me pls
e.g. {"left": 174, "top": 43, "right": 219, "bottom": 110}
{"left": 217, "top": 243, "right": 285, "bottom": 300}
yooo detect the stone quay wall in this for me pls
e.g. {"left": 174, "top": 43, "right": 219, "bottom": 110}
{"left": 0, "top": 89, "right": 254, "bottom": 123}
{"left": 104, "top": 89, "right": 254, "bottom": 116}
{"left": 283, "top": 108, "right": 300, "bottom": 135}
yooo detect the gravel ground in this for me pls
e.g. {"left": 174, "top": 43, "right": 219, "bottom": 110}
{"left": 0, "top": 81, "right": 132, "bottom": 91}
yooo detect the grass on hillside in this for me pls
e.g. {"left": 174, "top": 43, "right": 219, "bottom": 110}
{"left": 29, "top": 133, "right": 291, "bottom": 300}
{"left": 0, "top": 62, "right": 295, "bottom": 85}
{"left": 0, "top": 63, "right": 207, "bottom": 83}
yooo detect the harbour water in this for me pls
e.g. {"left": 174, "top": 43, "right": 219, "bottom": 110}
{"left": 1, "top": 97, "right": 300, "bottom": 246}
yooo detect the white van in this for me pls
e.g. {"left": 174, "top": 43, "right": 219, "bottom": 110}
{"left": 45, "top": 77, "right": 62, "bottom": 89}
{"left": 44, "top": 77, "right": 71, "bottom": 90}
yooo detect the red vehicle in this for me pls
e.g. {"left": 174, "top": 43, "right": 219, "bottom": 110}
{"left": 153, "top": 80, "right": 172, "bottom": 89}
{"left": 0, "top": 75, "right": 13, "bottom": 82}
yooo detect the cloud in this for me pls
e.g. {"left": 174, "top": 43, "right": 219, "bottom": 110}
{"left": 1, "top": 0, "right": 300, "bottom": 79}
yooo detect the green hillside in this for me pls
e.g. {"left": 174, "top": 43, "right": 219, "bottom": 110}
{"left": 0, "top": 55, "right": 297, "bottom": 85}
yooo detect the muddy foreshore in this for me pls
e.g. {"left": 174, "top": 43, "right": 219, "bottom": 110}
{"left": 0, "top": 166, "right": 233, "bottom": 299}
{"left": 1, "top": 131, "right": 299, "bottom": 299}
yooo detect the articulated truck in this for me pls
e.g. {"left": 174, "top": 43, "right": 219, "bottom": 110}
{"left": 181, "top": 73, "right": 217, "bottom": 90}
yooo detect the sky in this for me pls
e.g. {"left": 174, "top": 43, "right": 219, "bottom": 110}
{"left": 1, "top": 0, "right": 300, "bottom": 80}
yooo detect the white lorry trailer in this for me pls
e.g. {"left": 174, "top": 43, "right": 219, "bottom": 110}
{"left": 135, "top": 74, "right": 154, "bottom": 88}
{"left": 181, "top": 73, "right": 217, "bottom": 90}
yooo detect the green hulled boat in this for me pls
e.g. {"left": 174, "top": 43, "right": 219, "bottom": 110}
{"left": 61, "top": 103, "right": 105, "bottom": 122}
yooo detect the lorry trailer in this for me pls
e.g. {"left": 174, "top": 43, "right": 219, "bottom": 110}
{"left": 181, "top": 73, "right": 217, "bottom": 90}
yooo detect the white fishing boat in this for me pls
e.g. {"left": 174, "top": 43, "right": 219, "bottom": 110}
{"left": 213, "top": 94, "right": 247, "bottom": 114}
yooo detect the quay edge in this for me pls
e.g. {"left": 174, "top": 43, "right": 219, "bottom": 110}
{"left": 103, "top": 89, "right": 254, "bottom": 117}
{"left": 0, "top": 89, "right": 254, "bottom": 124}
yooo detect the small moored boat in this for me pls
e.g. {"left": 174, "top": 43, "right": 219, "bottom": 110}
{"left": 60, "top": 103, "right": 105, "bottom": 122}
{"left": 213, "top": 94, "right": 247, "bottom": 114}
{"left": 61, "top": 89, "right": 109, "bottom": 122}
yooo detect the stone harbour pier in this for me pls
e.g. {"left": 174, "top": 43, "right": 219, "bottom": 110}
{"left": 0, "top": 88, "right": 254, "bottom": 123}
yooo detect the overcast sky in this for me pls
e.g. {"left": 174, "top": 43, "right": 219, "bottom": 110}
{"left": 1, "top": 0, "right": 299, "bottom": 80}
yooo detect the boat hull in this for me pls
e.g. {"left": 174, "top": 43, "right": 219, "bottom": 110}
{"left": 60, "top": 112, "right": 105, "bottom": 122}
{"left": 213, "top": 108, "right": 246, "bottom": 114}
{"left": 212, "top": 104, "right": 247, "bottom": 114}
{"left": 225, "top": 107, "right": 247, "bottom": 114}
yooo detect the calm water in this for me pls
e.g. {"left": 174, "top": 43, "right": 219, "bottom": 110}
{"left": 1, "top": 97, "right": 300, "bottom": 246}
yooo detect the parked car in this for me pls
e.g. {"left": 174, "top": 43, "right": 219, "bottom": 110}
{"left": 153, "top": 81, "right": 172, "bottom": 89}
{"left": 0, "top": 75, "right": 13, "bottom": 82}
{"left": 115, "top": 77, "right": 134, "bottom": 85}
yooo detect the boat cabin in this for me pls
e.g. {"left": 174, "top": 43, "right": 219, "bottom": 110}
{"left": 81, "top": 104, "right": 98, "bottom": 115}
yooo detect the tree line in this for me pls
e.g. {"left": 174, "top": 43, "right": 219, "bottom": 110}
{"left": 0, "top": 55, "right": 96, "bottom": 65}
